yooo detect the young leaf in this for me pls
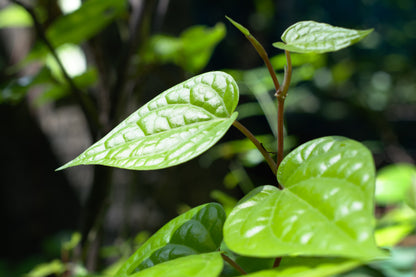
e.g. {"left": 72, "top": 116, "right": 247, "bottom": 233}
{"left": 57, "top": 71, "right": 239, "bottom": 170}
{"left": 273, "top": 21, "right": 373, "bottom": 53}
{"left": 225, "top": 16, "right": 250, "bottom": 36}
{"left": 128, "top": 252, "right": 223, "bottom": 277}
{"left": 224, "top": 136, "right": 387, "bottom": 260}
{"left": 116, "top": 203, "right": 226, "bottom": 276}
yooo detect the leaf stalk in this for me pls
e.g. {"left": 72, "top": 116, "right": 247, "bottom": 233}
{"left": 233, "top": 120, "right": 277, "bottom": 176}
{"left": 221, "top": 253, "right": 247, "bottom": 275}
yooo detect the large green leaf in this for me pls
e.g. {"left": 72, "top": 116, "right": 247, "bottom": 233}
{"left": 273, "top": 21, "right": 372, "bottom": 53}
{"left": 116, "top": 203, "right": 225, "bottom": 276}
{"left": 128, "top": 252, "right": 223, "bottom": 277}
{"left": 57, "top": 71, "right": 239, "bottom": 170}
{"left": 224, "top": 136, "right": 386, "bottom": 259}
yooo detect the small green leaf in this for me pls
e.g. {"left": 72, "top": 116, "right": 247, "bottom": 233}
{"left": 0, "top": 4, "right": 32, "bottom": 28}
{"left": 57, "top": 71, "right": 239, "bottom": 170}
{"left": 25, "top": 260, "right": 66, "bottom": 277}
{"left": 273, "top": 21, "right": 373, "bottom": 53}
{"left": 129, "top": 252, "right": 223, "bottom": 277}
{"left": 117, "top": 203, "right": 225, "bottom": 276}
{"left": 375, "top": 163, "right": 416, "bottom": 205}
{"left": 375, "top": 224, "right": 415, "bottom": 247}
{"left": 143, "top": 23, "right": 226, "bottom": 73}
{"left": 225, "top": 16, "right": 250, "bottom": 36}
{"left": 224, "top": 136, "right": 386, "bottom": 259}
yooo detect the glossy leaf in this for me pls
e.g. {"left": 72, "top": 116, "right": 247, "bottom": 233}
{"left": 116, "top": 203, "right": 225, "bottom": 276}
{"left": 375, "top": 163, "right": 416, "bottom": 205}
{"left": 129, "top": 252, "right": 223, "bottom": 277}
{"left": 57, "top": 71, "right": 239, "bottom": 170}
{"left": 224, "top": 136, "right": 386, "bottom": 259}
{"left": 273, "top": 21, "right": 372, "bottom": 53}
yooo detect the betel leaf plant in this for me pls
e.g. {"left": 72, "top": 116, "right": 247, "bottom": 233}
{"left": 58, "top": 18, "right": 388, "bottom": 276}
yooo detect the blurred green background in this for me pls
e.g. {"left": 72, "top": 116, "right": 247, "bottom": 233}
{"left": 0, "top": 0, "right": 415, "bottom": 276}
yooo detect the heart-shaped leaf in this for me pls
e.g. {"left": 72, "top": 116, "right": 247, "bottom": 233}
{"left": 57, "top": 71, "right": 239, "bottom": 170}
{"left": 128, "top": 252, "right": 223, "bottom": 277}
{"left": 224, "top": 136, "right": 387, "bottom": 259}
{"left": 273, "top": 21, "right": 372, "bottom": 53}
{"left": 117, "top": 203, "right": 225, "bottom": 276}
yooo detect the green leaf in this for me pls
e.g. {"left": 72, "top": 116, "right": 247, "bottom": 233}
{"left": 62, "top": 232, "right": 81, "bottom": 251}
{"left": 128, "top": 252, "right": 223, "bottom": 277}
{"left": 24, "top": 0, "right": 126, "bottom": 62}
{"left": 0, "top": 67, "right": 51, "bottom": 104}
{"left": 57, "top": 71, "right": 239, "bottom": 170}
{"left": 35, "top": 68, "right": 98, "bottom": 106}
{"left": 25, "top": 259, "right": 66, "bottom": 277}
{"left": 375, "top": 224, "right": 415, "bottom": 247}
{"left": 375, "top": 163, "right": 416, "bottom": 205}
{"left": 143, "top": 23, "right": 226, "bottom": 73}
{"left": 224, "top": 136, "right": 386, "bottom": 259}
{"left": 225, "top": 16, "right": 250, "bottom": 36}
{"left": 273, "top": 21, "right": 373, "bottom": 53}
{"left": 239, "top": 257, "right": 360, "bottom": 277}
{"left": 0, "top": 4, "right": 32, "bottom": 28}
{"left": 116, "top": 203, "right": 225, "bottom": 276}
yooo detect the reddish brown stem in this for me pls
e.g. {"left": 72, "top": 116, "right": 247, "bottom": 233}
{"left": 221, "top": 253, "right": 247, "bottom": 275}
{"left": 233, "top": 120, "right": 277, "bottom": 176}
{"left": 275, "top": 50, "right": 292, "bottom": 171}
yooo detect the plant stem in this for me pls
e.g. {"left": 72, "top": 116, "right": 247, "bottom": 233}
{"left": 275, "top": 50, "right": 292, "bottom": 170}
{"left": 234, "top": 26, "right": 288, "bottom": 177}
{"left": 273, "top": 257, "right": 282, "bottom": 268}
{"left": 221, "top": 253, "right": 247, "bottom": 275}
{"left": 233, "top": 120, "right": 277, "bottom": 176}
{"left": 276, "top": 99, "right": 285, "bottom": 170}
{"left": 242, "top": 33, "right": 280, "bottom": 93}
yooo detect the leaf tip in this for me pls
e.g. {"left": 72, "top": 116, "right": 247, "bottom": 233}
{"left": 55, "top": 160, "right": 77, "bottom": 171}
{"left": 272, "top": 41, "right": 286, "bottom": 50}
{"left": 225, "top": 16, "right": 250, "bottom": 36}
